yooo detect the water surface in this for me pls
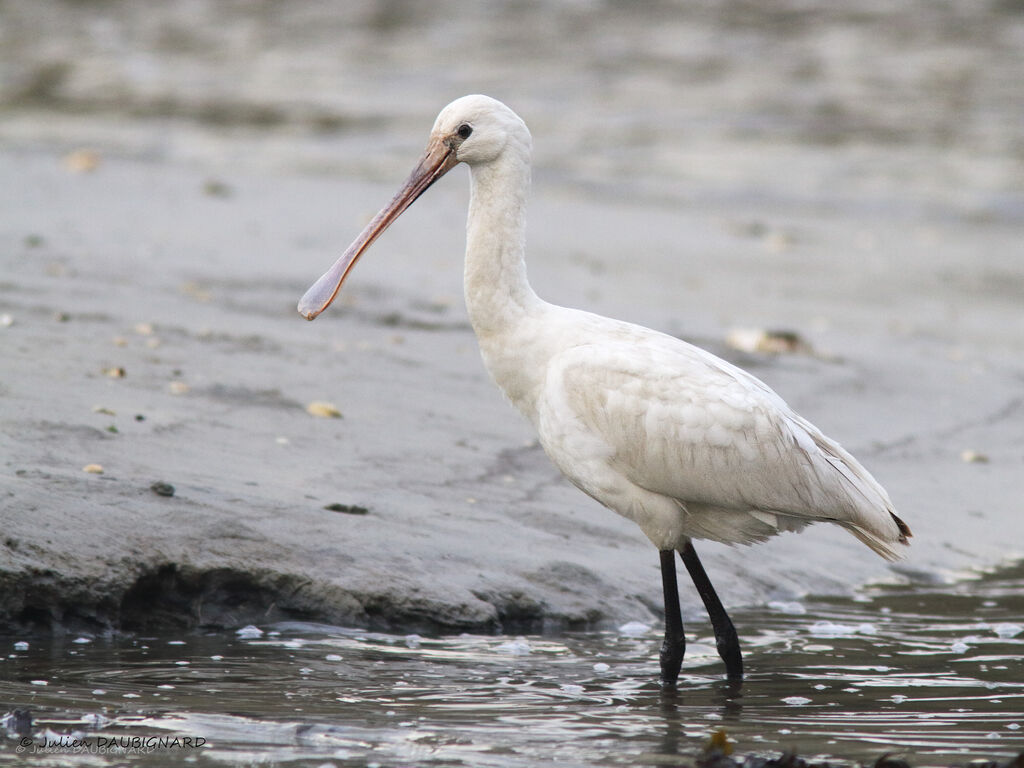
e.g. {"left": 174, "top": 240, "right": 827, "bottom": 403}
{"left": 3, "top": 562, "right": 1022, "bottom": 766}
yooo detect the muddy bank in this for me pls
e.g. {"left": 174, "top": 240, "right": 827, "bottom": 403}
{"left": 2, "top": 146, "right": 1021, "bottom": 636}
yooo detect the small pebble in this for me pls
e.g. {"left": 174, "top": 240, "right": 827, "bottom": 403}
{"left": 782, "top": 696, "right": 811, "bottom": 705}
{"left": 324, "top": 503, "right": 368, "bottom": 515}
{"left": 31, "top": 680, "right": 48, "bottom": 686}
{"left": 0, "top": 314, "right": 13, "bottom": 328}
{"left": 593, "top": 662, "right": 610, "bottom": 673}
{"left": 325, "top": 654, "right": 343, "bottom": 661}
{"left": 92, "top": 406, "right": 116, "bottom": 415}
{"left": 134, "top": 322, "right": 155, "bottom": 335}
{"left": 14, "top": 641, "right": 28, "bottom": 651}
{"left": 405, "top": 635, "right": 421, "bottom": 649}
{"left": 180, "top": 282, "right": 212, "bottom": 302}
{"left": 726, "top": 328, "right": 811, "bottom": 355}
{"left": 83, "top": 464, "right": 104, "bottom": 474}
{"left": 764, "top": 230, "right": 794, "bottom": 253}
{"left": 72, "top": 637, "right": 91, "bottom": 644}
{"left": 203, "top": 179, "right": 232, "bottom": 197}
{"left": 307, "top": 401, "right": 342, "bottom": 419}
{"left": 63, "top": 148, "right": 101, "bottom": 173}
{"left": 236, "top": 625, "right": 263, "bottom": 639}
{"left": 151, "top": 482, "right": 175, "bottom": 498}
{"left": 961, "top": 450, "right": 989, "bottom": 463}
{"left": 951, "top": 640, "right": 970, "bottom": 653}
{"left": 103, "top": 366, "right": 126, "bottom": 378}
{"left": 168, "top": 381, "right": 190, "bottom": 395}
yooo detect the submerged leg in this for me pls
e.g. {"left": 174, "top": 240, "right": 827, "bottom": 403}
{"left": 680, "top": 541, "right": 743, "bottom": 681}
{"left": 659, "top": 549, "right": 685, "bottom": 687}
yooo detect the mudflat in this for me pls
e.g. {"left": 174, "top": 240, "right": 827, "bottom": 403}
{"left": 1, "top": 0, "right": 1021, "bottom": 635}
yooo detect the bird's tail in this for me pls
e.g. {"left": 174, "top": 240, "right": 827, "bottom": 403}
{"left": 844, "top": 512, "right": 913, "bottom": 562}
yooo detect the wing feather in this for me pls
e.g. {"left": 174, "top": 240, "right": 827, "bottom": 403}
{"left": 549, "top": 328, "right": 908, "bottom": 557}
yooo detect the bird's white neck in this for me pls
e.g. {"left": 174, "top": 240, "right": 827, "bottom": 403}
{"left": 463, "top": 147, "right": 542, "bottom": 339}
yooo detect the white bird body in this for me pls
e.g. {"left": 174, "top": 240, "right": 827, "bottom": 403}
{"left": 451, "top": 96, "right": 906, "bottom": 559}
{"left": 474, "top": 300, "right": 902, "bottom": 557}
{"left": 298, "top": 94, "right": 910, "bottom": 684}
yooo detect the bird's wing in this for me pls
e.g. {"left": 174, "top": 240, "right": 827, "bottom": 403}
{"left": 545, "top": 327, "right": 905, "bottom": 554}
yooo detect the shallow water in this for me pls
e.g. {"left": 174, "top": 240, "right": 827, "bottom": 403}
{"left": 3, "top": 562, "right": 1022, "bottom": 766}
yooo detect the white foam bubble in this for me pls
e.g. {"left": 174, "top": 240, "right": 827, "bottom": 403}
{"left": 236, "top": 625, "right": 264, "bottom": 639}
{"left": 496, "top": 638, "right": 532, "bottom": 655}
{"left": 809, "top": 621, "right": 855, "bottom": 637}
{"left": 994, "top": 623, "right": 1022, "bottom": 639}
{"left": 618, "top": 621, "right": 651, "bottom": 637}
{"left": 768, "top": 600, "right": 806, "bottom": 614}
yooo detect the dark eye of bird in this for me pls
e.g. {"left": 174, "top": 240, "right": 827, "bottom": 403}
{"left": 457, "top": 124, "right": 473, "bottom": 139}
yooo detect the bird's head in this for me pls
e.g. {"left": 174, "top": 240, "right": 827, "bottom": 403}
{"left": 431, "top": 94, "right": 529, "bottom": 166}
{"left": 298, "top": 95, "right": 529, "bottom": 321}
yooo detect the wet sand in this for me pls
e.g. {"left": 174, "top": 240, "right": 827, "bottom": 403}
{"left": 1, "top": 0, "right": 1022, "bottom": 635}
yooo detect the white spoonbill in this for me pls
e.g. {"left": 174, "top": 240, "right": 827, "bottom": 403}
{"left": 298, "top": 95, "right": 911, "bottom": 686}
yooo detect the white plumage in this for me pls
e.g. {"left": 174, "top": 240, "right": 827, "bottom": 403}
{"left": 298, "top": 95, "right": 911, "bottom": 684}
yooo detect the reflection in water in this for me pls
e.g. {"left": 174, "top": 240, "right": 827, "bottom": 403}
{"left": 2, "top": 562, "right": 1022, "bottom": 766}
{"left": 657, "top": 680, "right": 744, "bottom": 761}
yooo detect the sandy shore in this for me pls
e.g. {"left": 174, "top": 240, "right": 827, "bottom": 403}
{"left": 2, "top": 143, "right": 1021, "bottom": 635}
{"left": 1, "top": 0, "right": 1022, "bottom": 635}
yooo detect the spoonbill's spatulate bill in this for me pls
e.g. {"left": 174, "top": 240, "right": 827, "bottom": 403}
{"left": 298, "top": 95, "right": 912, "bottom": 686}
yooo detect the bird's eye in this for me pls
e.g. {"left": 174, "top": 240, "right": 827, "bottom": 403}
{"left": 457, "top": 123, "right": 473, "bottom": 140}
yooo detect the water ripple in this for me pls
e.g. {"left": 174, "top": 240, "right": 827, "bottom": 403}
{"left": 2, "top": 562, "right": 1023, "bottom": 766}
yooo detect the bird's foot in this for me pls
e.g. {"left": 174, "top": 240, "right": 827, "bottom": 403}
{"left": 659, "top": 637, "right": 685, "bottom": 687}
{"left": 716, "top": 632, "right": 744, "bottom": 682}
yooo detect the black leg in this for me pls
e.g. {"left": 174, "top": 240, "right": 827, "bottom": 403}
{"left": 659, "top": 549, "right": 685, "bottom": 687}
{"left": 680, "top": 541, "right": 743, "bottom": 682}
